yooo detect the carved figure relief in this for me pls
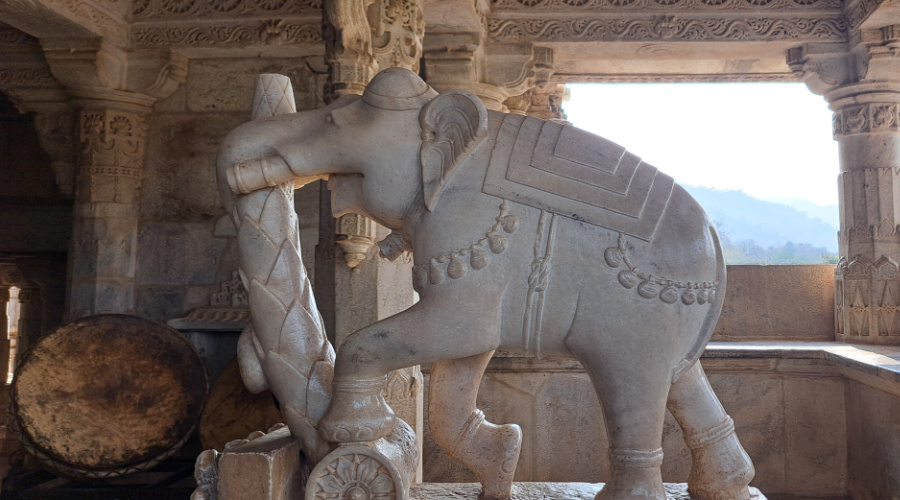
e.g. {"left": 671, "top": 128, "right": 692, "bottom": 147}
{"left": 218, "top": 68, "right": 754, "bottom": 500}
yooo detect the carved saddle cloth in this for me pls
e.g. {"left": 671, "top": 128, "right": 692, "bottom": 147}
{"left": 483, "top": 114, "right": 676, "bottom": 242}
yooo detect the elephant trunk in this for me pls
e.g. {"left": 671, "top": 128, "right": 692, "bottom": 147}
{"left": 226, "top": 153, "right": 328, "bottom": 195}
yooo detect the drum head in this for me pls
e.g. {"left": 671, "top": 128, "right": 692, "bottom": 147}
{"left": 12, "top": 314, "right": 208, "bottom": 479}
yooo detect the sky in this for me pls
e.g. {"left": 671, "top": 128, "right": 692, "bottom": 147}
{"left": 562, "top": 83, "right": 840, "bottom": 207}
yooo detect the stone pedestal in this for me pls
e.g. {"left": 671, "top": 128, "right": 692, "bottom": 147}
{"left": 216, "top": 426, "right": 306, "bottom": 500}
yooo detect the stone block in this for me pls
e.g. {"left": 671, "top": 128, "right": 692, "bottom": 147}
{"left": 706, "top": 371, "right": 785, "bottom": 494}
{"left": 783, "top": 376, "right": 847, "bottom": 495}
{"left": 216, "top": 426, "right": 305, "bottom": 500}
{"left": 713, "top": 265, "right": 835, "bottom": 341}
{"left": 846, "top": 380, "right": 900, "bottom": 500}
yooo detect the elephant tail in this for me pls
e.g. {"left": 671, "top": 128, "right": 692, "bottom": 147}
{"left": 671, "top": 222, "right": 726, "bottom": 384}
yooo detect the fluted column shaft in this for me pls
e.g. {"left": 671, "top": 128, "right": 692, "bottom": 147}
{"left": 830, "top": 83, "right": 900, "bottom": 343}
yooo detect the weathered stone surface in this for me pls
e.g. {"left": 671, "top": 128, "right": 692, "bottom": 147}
{"left": 137, "top": 222, "right": 224, "bottom": 286}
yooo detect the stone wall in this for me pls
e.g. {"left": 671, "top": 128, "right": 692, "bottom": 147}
{"left": 134, "top": 57, "right": 327, "bottom": 324}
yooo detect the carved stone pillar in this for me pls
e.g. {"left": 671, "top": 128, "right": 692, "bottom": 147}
{"left": 423, "top": 0, "right": 553, "bottom": 111}
{"left": 790, "top": 27, "right": 900, "bottom": 344}
{"left": 830, "top": 82, "right": 900, "bottom": 343}
{"left": 67, "top": 99, "right": 151, "bottom": 318}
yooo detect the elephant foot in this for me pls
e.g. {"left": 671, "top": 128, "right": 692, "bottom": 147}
{"left": 318, "top": 376, "right": 397, "bottom": 443}
{"left": 596, "top": 449, "right": 666, "bottom": 500}
{"left": 446, "top": 410, "right": 521, "bottom": 500}
{"left": 686, "top": 418, "right": 754, "bottom": 500}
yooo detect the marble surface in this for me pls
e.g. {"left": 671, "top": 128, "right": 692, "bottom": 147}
{"left": 410, "top": 483, "right": 766, "bottom": 499}
{"left": 703, "top": 341, "right": 900, "bottom": 385}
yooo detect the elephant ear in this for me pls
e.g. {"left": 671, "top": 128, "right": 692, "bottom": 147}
{"left": 419, "top": 90, "right": 489, "bottom": 212}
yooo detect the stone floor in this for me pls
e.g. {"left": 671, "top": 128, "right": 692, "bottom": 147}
{"left": 412, "top": 483, "right": 768, "bottom": 499}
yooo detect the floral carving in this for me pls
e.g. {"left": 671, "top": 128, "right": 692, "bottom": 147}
{"left": 311, "top": 453, "right": 396, "bottom": 500}
{"left": 833, "top": 103, "right": 900, "bottom": 137}
{"left": 487, "top": 16, "right": 846, "bottom": 42}
{"left": 604, "top": 234, "right": 717, "bottom": 306}
{"left": 132, "top": 0, "right": 320, "bottom": 19}
{"left": 78, "top": 109, "right": 147, "bottom": 171}
{"left": 131, "top": 22, "right": 322, "bottom": 48}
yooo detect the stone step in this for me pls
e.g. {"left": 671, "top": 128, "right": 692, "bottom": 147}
{"left": 411, "top": 483, "right": 767, "bottom": 499}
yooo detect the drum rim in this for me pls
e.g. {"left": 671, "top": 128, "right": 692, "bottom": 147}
{"left": 10, "top": 314, "right": 209, "bottom": 479}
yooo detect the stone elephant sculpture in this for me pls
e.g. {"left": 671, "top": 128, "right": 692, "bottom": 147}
{"left": 217, "top": 68, "right": 755, "bottom": 500}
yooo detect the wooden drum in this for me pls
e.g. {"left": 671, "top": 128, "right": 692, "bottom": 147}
{"left": 12, "top": 314, "right": 208, "bottom": 479}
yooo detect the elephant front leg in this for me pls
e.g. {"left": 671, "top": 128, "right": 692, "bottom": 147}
{"left": 319, "top": 293, "right": 503, "bottom": 444}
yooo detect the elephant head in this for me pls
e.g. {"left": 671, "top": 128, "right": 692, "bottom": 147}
{"left": 218, "top": 67, "right": 489, "bottom": 234}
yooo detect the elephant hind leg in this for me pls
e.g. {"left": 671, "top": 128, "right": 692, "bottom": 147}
{"left": 429, "top": 351, "right": 522, "bottom": 500}
{"left": 667, "top": 362, "right": 754, "bottom": 500}
{"left": 567, "top": 332, "right": 669, "bottom": 500}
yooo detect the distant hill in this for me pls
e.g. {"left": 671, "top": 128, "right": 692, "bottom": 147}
{"left": 762, "top": 196, "right": 839, "bottom": 229}
{"left": 682, "top": 185, "right": 839, "bottom": 264}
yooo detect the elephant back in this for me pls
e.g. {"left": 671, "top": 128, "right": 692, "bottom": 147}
{"left": 483, "top": 114, "right": 675, "bottom": 243}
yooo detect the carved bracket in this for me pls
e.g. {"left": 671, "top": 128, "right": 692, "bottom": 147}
{"left": 337, "top": 213, "right": 378, "bottom": 270}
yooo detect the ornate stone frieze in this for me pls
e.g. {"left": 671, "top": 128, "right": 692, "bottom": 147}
{"left": 487, "top": 16, "right": 847, "bottom": 43}
{"left": 41, "top": 0, "right": 130, "bottom": 47}
{"left": 832, "top": 102, "right": 900, "bottom": 138}
{"left": 492, "top": 0, "right": 841, "bottom": 10}
{"left": 132, "top": 0, "right": 321, "bottom": 20}
{"left": 0, "top": 68, "right": 59, "bottom": 89}
{"left": 131, "top": 21, "right": 322, "bottom": 48}
{"left": 847, "top": 0, "right": 885, "bottom": 31}
{"left": 564, "top": 73, "right": 796, "bottom": 82}
{"left": 0, "top": 22, "right": 36, "bottom": 46}
{"left": 79, "top": 109, "right": 147, "bottom": 170}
